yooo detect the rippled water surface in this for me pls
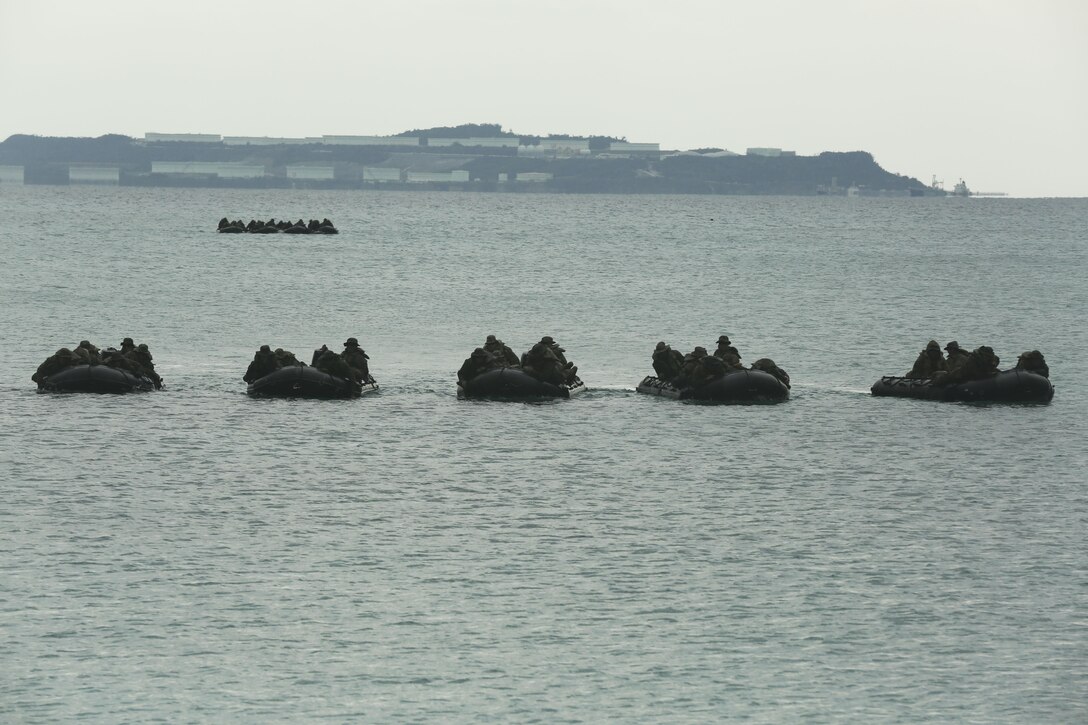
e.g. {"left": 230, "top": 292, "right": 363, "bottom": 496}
{"left": 1, "top": 187, "right": 1086, "bottom": 722}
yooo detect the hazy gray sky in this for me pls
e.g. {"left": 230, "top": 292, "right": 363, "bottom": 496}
{"left": 1, "top": 0, "right": 1085, "bottom": 196}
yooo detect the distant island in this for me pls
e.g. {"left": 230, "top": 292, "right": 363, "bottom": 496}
{"left": 0, "top": 123, "right": 941, "bottom": 196}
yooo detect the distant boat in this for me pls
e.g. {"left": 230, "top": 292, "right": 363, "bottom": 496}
{"left": 951, "top": 179, "right": 971, "bottom": 197}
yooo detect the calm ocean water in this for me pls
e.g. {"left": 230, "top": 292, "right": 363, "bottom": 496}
{"left": 1, "top": 186, "right": 1085, "bottom": 722}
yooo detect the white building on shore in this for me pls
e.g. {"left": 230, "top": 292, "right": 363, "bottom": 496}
{"left": 406, "top": 170, "right": 470, "bottom": 183}
{"left": 607, "top": 142, "right": 660, "bottom": 158}
{"left": 322, "top": 135, "right": 420, "bottom": 147}
{"left": 286, "top": 165, "right": 335, "bottom": 180}
{"left": 224, "top": 136, "right": 314, "bottom": 146}
{"left": 427, "top": 137, "right": 518, "bottom": 149}
{"left": 145, "top": 133, "right": 222, "bottom": 143}
{"left": 151, "top": 161, "right": 265, "bottom": 178}
{"left": 362, "top": 167, "right": 403, "bottom": 182}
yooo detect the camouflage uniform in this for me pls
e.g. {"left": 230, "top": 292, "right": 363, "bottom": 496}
{"left": 459, "top": 348, "right": 498, "bottom": 383}
{"left": 275, "top": 348, "right": 302, "bottom": 368}
{"left": 32, "top": 348, "right": 81, "bottom": 383}
{"left": 944, "top": 341, "right": 970, "bottom": 373}
{"left": 905, "top": 340, "right": 947, "bottom": 379}
{"left": 942, "top": 346, "right": 1000, "bottom": 385}
{"left": 651, "top": 342, "right": 684, "bottom": 381}
{"left": 539, "top": 336, "right": 568, "bottom": 365}
{"left": 314, "top": 349, "right": 356, "bottom": 381}
{"left": 750, "top": 358, "right": 791, "bottom": 388}
{"left": 341, "top": 338, "right": 370, "bottom": 382}
{"left": 483, "top": 335, "right": 519, "bottom": 367}
{"left": 522, "top": 343, "right": 565, "bottom": 385}
{"left": 244, "top": 345, "right": 280, "bottom": 382}
{"left": 131, "top": 343, "right": 163, "bottom": 388}
{"left": 102, "top": 347, "right": 140, "bottom": 374}
{"left": 699, "top": 355, "right": 727, "bottom": 381}
{"left": 540, "top": 336, "right": 579, "bottom": 382}
{"left": 713, "top": 335, "right": 743, "bottom": 369}
{"left": 674, "top": 347, "right": 709, "bottom": 388}
{"left": 1014, "top": 350, "right": 1049, "bottom": 378}
{"left": 73, "top": 340, "right": 102, "bottom": 364}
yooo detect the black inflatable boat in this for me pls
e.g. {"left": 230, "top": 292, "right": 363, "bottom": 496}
{"left": 247, "top": 365, "right": 378, "bottom": 399}
{"left": 37, "top": 364, "right": 156, "bottom": 393}
{"left": 871, "top": 369, "right": 1053, "bottom": 403}
{"left": 457, "top": 368, "right": 586, "bottom": 400}
{"left": 636, "top": 370, "right": 790, "bottom": 403}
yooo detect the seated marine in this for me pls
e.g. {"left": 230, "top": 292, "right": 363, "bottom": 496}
{"left": 274, "top": 348, "right": 303, "bottom": 368}
{"left": 1014, "top": 350, "right": 1049, "bottom": 378}
{"left": 539, "top": 336, "right": 579, "bottom": 382}
{"left": 944, "top": 340, "right": 970, "bottom": 372}
{"left": 713, "top": 335, "right": 742, "bottom": 368}
{"left": 31, "top": 347, "right": 81, "bottom": 383}
{"left": 522, "top": 343, "right": 566, "bottom": 385}
{"left": 539, "top": 336, "right": 568, "bottom": 365}
{"left": 673, "top": 346, "right": 709, "bottom": 389}
{"left": 314, "top": 347, "right": 358, "bottom": 383}
{"left": 937, "top": 345, "right": 1000, "bottom": 385}
{"left": 341, "top": 337, "right": 371, "bottom": 382}
{"left": 651, "top": 341, "right": 684, "bottom": 381}
{"left": 244, "top": 344, "right": 281, "bottom": 382}
{"left": 698, "top": 354, "right": 727, "bottom": 381}
{"left": 750, "top": 358, "right": 791, "bottom": 388}
{"left": 483, "top": 335, "right": 519, "bottom": 367}
{"left": 131, "top": 343, "right": 164, "bottom": 388}
{"left": 72, "top": 340, "right": 102, "bottom": 364}
{"left": 102, "top": 347, "right": 141, "bottom": 374}
{"left": 521, "top": 339, "right": 558, "bottom": 368}
{"left": 458, "top": 347, "right": 499, "bottom": 383}
{"left": 905, "top": 340, "right": 947, "bottom": 379}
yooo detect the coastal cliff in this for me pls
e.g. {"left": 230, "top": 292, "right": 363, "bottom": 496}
{"left": 0, "top": 129, "right": 933, "bottom": 196}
